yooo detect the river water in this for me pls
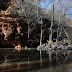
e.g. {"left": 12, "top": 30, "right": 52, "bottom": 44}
{"left": 0, "top": 48, "right": 72, "bottom": 72}
{"left": 31, "top": 64, "right": 72, "bottom": 72}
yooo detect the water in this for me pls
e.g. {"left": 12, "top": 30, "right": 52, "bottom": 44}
{"left": 31, "top": 63, "right": 72, "bottom": 72}
{"left": 0, "top": 48, "right": 72, "bottom": 72}
{"left": 40, "top": 50, "right": 42, "bottom": 66}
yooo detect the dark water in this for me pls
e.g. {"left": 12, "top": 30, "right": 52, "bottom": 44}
{"left": 0, "top": 48, "right": 72, "bottom": 72}
{"left": 31, "top": 64, "right": 72, "bottom": 72}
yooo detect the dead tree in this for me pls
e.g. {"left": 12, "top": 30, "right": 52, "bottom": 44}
{"left": 48, "top": 0, "right": 54, "bottom": 46}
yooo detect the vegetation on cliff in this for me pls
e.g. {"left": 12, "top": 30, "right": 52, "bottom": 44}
{"left": 0, "top": 0, "right": 72, "bottom": 48}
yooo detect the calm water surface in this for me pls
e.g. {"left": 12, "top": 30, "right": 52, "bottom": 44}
{"left": 31, "top": 64, "right": 72, "bottom": 72}
{"left": 0, "top": 49, "right": 72, "bottom": 72}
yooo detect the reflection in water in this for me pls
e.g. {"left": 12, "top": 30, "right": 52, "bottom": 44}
{"left": 68, "top": 69, "right": 72, "bottom": 72}
{"left": 48, "top": 50, "right": 52, "bottom": 72}
{"left": 31, "top": 64, "right": 72, "bottom": 72}
{"left": 40, "top": 50, "right": 42, "bottom": 66}
{"left": 17, "top": 62, "right": 21, "bottom": 68}
{"left": 28, "top": 57, "right": 29, "bottom": 66}
{"left": 4, "top": 56, "right": 8, "bottom": 63}
{"left": 0, "top": 49, "right": 72, "bottom": 72}
{"left": 17, "top": 62, "right": 21, "bottom": 71}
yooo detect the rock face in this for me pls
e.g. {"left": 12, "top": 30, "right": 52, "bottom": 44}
{"left": 0, "top": 0, "right": 40, "bottom": 48}
{"left": 0, "top": 12, "right": 28, "bottom": 48}
{"left": 0, "top": 0, "right": 44, "bottom": 48}
{"left": 0, "top": 0, "right": 11, "bottom": 10}
{"left": 0, "top": 12, "right": 51, "bottom": 48}
{"left": 0, "top": 0, "right": 72, "bottom": 48}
